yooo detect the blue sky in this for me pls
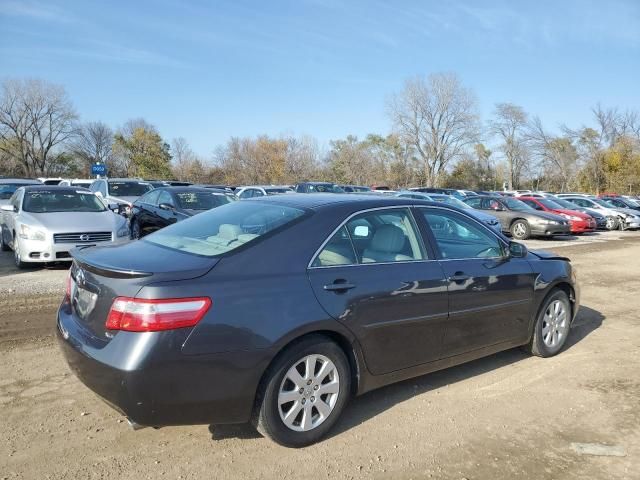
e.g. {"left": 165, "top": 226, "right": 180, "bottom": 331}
{"left": 1, "top": 0, "right": 639, "bottom": 157}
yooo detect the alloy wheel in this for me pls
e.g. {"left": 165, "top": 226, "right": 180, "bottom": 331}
{"left": 541, "top": 299, "right": 568, "bottom": 348}
{"left": 513, "top": 222, "right": 527, "bottom": 238}
{"left": 605, "top": 216, "right": 617, "bottom": 230}
{"left": 277, "top": 354, "right": 340, "bottom": 432}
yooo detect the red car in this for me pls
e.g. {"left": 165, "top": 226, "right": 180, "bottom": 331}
{"left": 519, "top": 197, "right": 596, "bottom": 234}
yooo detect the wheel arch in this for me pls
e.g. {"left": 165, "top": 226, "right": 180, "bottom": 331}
{"left": 532, "top": 281, "right": 576, "bottom": 336}
{"left": 251, "top": 329, "right": 363, "bottom": 418}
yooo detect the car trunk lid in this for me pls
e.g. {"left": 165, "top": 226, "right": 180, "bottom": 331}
{"left": 69, "top": 241, "right": 218, "bottom": 340}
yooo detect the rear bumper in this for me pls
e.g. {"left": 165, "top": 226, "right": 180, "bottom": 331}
{"left": 56, "top": 301, "right": 272, "bottom": 427}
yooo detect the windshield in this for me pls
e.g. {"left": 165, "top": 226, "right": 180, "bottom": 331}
{"left": 431, "top": 196, "right": 470, "bottom": 209}
{"left": 176, "top": 192, "right": 234, "bottom": 210}
{"left": 146, "top": 201, "right": 306, "bottom": 257}
{"left": 308, "top": 184, "right": 344, "bottom": 193}
{"left": 108, "top": 181, "right": 153, "bottom": 197}
{"left": 23, "top": 190, "right": 106, "bottom": 213}
{"left": 538, "top": 198, "right": 563, "bottom": 210}
{"left": 553, "top": 198, "right": 579, "bottom": 209}
{"left": 0, "top": 183, "right": 38, "bottom": 200}
{"left": 503, "top": 197, "right": 534, "bottom": 211}
{"left": 593, "top": 198, "right": 615, "bottom": 208}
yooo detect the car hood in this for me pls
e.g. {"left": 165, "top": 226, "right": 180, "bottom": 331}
{"left": 108, "top": 195, "right": 139, "bottom": 205}
{"left": 552, "top": 208, "right": 591, "bottom": 220}
{"left": 523, "top": 211, "right": 566, "bottom": 222}
{"left": 528, "top": 249, "right": 570, "bottom": 261}
{"left": 24, "top": 211, "right": 125, "bottom": 232}
{"left": 613, "top": 207, "right": 640, "bottom": 217}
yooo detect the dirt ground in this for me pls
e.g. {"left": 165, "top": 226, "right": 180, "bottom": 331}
{"left": 0, "top": 232, "right": 638, "bottom": 479}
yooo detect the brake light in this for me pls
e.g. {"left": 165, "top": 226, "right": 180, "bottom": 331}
{"left": 106, "top": 297, "right": 211, "bottom": 332}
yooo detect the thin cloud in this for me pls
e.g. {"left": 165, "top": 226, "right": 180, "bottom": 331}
{"left": 0, "top": 0, "right": 76, "bottom": 23}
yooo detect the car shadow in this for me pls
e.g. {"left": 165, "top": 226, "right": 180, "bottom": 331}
{"left": 209, "top": 305, "right": 604, "bottom": 443}
{"left": 0, "top": 254, "right": 70, "bottom": 277}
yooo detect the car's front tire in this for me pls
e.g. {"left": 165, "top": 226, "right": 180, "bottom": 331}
{"left": 510, "top": 219, "right": 531, "bottom": 240}
{"left": 605, "top": 216, "right": 618, "bottom": 230}
{"left": 526, "top": 289, "right": 571, "bottom": 357}
{"left": 253, "top": 335, "right": 351, "bottom": 448}
{"left": 13, "top": 239, "right": 29, "bottom": 269}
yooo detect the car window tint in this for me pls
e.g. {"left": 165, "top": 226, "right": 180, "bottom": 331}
{"left": 239, "top": 189, "right": 253, "bottom": 199}
{"left": 158, "top": 191, "right": 174, "bottom": 206}
{"left": 141, "top": 190, "right": 161, "bottom": 205}
{"left": 422, "top": 209, "right": 503, "bottom": 259}
{"left": 345, "top": 209, "right": 424, "bottom": 263}
{"left": 312, "top": 226, "right": 357, "bottom": 267}
{"left": 464, "top": 197, "right": 482, "bottom": 208}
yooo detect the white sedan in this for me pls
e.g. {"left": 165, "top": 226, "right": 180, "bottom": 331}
{"left": 0, "top": 186, "right": 129, "bottom": 268}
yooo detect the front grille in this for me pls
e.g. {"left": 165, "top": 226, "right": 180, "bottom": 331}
{"left": 53, "top": 232, "right": 112, "bottom": 244}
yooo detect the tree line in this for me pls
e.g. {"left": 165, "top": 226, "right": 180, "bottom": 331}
{"left": 1, "top": 75, "right": 639, "bottom": 193}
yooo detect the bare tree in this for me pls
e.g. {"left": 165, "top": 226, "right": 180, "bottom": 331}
{"left": 0, "top": 78, "right": 78, "bottom": 176}
{"left": 73, "top": 121, "right": 113, "bottom": 175}
{"left": 527, "top": 117, "right": 578, "bottom": 192}
{"left": 489, "top": 103, "right": 529, "bottom": 190}
{"left": 171, "top": 137, "right": 197, "bottom": 180}
{"left": 388, "top": 73, "right": 479, "bottom": 187}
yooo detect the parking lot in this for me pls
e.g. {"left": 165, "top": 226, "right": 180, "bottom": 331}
{"left": 1, "top": 231, "right": 639, "bottom": 480}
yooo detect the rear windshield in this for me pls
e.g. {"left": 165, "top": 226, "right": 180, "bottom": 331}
{"left": 175, "top": 192, "right": 234, "bottom": 210}
{"left": 108, "top": 181, "right": 153, "bottom": 196}
{"left": 308, "top": 184, "right": 344, "bottom": 193}
{"left": 146, "top": 201, "right": 305, "bottom": 256}
{"left": 0, "top": 183, "right": 39, "bottom": 200}
{"left": 23, "top": 191, "right": 106, "bottom": 213}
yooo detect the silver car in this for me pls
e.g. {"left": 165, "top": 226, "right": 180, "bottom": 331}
{"left": 0, "top": 178, "right": 41, "bottom": 207}
{"left": 89, "top": 178, "right": 154, "bottom": 215}
{"left": 0, "top": 186, "right": 129, "bottom": 268}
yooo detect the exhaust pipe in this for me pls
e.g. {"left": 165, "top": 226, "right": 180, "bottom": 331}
{"left": 126, "top": 418, "right": 147, "bottom": 431}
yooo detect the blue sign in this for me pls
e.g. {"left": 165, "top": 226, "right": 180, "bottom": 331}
{"left": 91, "top": 163, "right": 106, "bottom": 175}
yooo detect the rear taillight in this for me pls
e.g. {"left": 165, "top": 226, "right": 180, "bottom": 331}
{"left": 106, "top": 297, "right": 211, "bottom": 332}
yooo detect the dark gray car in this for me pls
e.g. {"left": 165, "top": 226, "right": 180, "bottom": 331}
{"left": 464, "top": 196, "right": 571, "bottom": 240}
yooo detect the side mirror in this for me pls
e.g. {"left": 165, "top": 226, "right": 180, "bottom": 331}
{"left": 159, "top": 203, "right": 174, "bottom": 211}
{"left": 95, "top": 191, "right": 103, "bottom": 197}
{"left": 107, "top": 203, "right": 119, "bottom": 212}
{"left": 508, "top": 241, "right": 527, "bottom": 258}
{"left": 1, "top": 204, "right": 14, "bottom": 212}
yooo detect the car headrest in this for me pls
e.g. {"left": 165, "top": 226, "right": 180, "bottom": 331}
{"left": 218, "top": 224, "right": 243, "bottom": 240}
{"left": 371, "top": 224, "right": 405, "bottom": 253}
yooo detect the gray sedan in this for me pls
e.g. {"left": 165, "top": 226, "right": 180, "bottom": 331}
{"left": 464, "top": 196, "right": 571, "bottom": 240}
{"left": 0, "top": 186, "right": 129, "bottom": 268}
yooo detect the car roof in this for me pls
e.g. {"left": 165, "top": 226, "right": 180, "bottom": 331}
{"left": 0, "top": 178, "right": 41, "bottom": 184}
{"left": 21, "top": 185, "right": 91, "bottom": 193}
{"left": 105, "top": 178, "right": 149, "bottom": 183}
{"left": 244, "top": 192, "right": 442, "bottom": 210}
{"left": 154, "top": 186, "right": 228, "bottom": 194}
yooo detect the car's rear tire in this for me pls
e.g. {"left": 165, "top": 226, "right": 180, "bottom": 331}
{"left": 253, "top": 335, "right": 351, "bottom": 448}
{"left": 510, "top": 220, "right": 531, "bottom": 240}
{"left": 526, "top": 289, "right": 571, "bottom": 358}
{"left": 130, "top": 219, "right": 142, "bottom": 240}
